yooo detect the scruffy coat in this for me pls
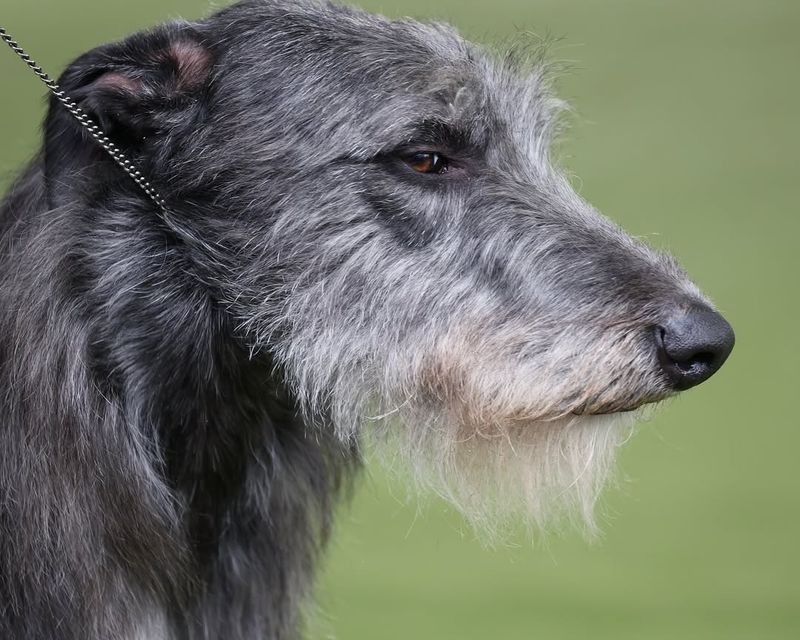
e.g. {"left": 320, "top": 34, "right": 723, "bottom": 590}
{"left": 0, "top": 1, "right": 731, "bottom": 638}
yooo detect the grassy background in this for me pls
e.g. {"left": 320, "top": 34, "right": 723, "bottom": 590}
{"left": 2, "top": 1, "right": 798, "bottom": 638}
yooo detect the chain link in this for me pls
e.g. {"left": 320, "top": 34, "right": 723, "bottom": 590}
{"left": 0, "top": 25, "right": 168, "bottom": 213}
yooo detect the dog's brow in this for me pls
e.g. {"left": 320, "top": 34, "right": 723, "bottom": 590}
{"left": 400, "top": 119, "right": 473, "bottom": 152}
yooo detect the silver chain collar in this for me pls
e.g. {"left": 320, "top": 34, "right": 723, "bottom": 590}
{"left": 0, "top": 25, "right": 169, "bottom": 213}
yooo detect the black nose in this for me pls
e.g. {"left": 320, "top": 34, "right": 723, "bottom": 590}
{"left": 656, "top": 305, "right": 735, "bottom": 391}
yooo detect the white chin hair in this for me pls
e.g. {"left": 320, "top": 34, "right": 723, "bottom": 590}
{"left": 371, "top": 409, "right": 645, "bottom": 541}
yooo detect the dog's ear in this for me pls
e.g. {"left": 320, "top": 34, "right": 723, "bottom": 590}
{"left": 44, "top": 23, "right": 214, "bottom": 205}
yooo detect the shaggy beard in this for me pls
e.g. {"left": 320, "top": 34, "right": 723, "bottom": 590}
{"left": 270, "top": 312, "right": 660, "bottom": 539}
{"left": 367, "top": 408, "right": 641, "bottom": 540}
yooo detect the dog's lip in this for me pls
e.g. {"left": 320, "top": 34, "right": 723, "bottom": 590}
{"left": 572, "top": 406, "right": 639, "bottom": 416}
{"left": 571, "top": 397, "right": 661, "bottom": 416}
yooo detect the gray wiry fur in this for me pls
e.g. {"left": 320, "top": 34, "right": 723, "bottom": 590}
{"left": 0, "top": 0, "right": 720, "bottom": 638}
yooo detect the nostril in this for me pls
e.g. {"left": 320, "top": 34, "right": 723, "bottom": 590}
{"left": 681, "top": 351, "right": 715, "bottom": 371}
{"left": 656, "top": 325, "right": 667, "bottom": 348}
{"left": 671, "top": 350, "right": 717, "bottom": 384}
{"left": 655, "top": 305, "right": 735, "bottom": 391}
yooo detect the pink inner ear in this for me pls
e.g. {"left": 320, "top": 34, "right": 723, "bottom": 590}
{"left": 170, "top": 41, "right": 213, "bottom": 91}
{"left": 92, "top": 71, "right": 142, "bottom": 94}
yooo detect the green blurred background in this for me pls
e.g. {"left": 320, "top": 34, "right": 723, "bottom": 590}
{"left": 2, "top": 1, "right": 798, "bottom": 638}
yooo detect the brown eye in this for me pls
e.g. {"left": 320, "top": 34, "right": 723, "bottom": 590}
{"left": 404, "top": 152, "right": 449, "bottom": 174}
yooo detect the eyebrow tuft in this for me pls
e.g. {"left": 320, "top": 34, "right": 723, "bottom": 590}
{"left": 403, "top": 119, "right": 472, "bottom": 152}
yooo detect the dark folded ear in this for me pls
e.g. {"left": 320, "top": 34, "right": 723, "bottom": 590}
{"left": 44, "top": 22, "right": 214, "bottom": 206}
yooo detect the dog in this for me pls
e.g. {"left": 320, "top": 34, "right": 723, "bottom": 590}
{"left": 0, "top": 0, "right": 734, "bottom": 637}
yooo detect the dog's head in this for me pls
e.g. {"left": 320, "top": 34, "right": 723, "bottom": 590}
{"left": 47, "top": 0, "right": 734, "bottom": 533}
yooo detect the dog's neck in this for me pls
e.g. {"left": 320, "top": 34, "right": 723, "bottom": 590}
{"left": 0, "top": 160, "right": 355, "bottom": 638}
